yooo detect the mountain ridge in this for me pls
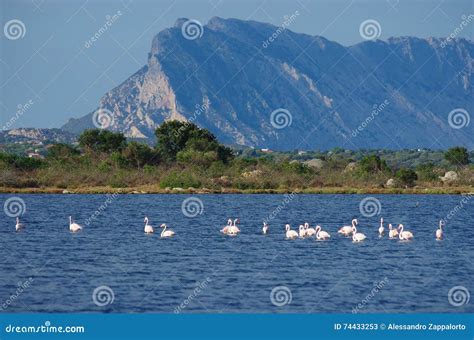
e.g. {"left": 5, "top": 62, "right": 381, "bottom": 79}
{"left": 0, "top": 128, "right": 77, "bottom": 144}
{"left": 62, "top": 16, "right": 473, "bottom": 150}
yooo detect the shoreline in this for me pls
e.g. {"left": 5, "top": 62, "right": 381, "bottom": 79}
{"left": 0, "top": 186, "right": 472, "bottom": 195}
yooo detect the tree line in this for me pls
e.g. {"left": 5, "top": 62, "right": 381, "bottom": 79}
{"left": 0, "top": 121, "right": 471, "bottom": 190}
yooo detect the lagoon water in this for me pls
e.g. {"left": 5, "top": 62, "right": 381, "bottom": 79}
{"left": 1, "top": 194, "right": 473, "bottom": 313}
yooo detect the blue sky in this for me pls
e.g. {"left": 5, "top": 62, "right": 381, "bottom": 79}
{"left": 0, "top": 0, "right": 472, "bottom": 129}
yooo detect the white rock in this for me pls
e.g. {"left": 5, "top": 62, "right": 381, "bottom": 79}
{"left": 386, "top": 178, "right": 396, "bottom": 187}
{"left": 345, "top": 162, "right": 357, "bottom": 172}
{"left": 440, "top": 171, "right": 458, "bottom": 183}
{"left": 302, "top": 159, "right": 326, "bottom": 169}
{"left": 241, "top": 170, "right": 263, "bottom": 178}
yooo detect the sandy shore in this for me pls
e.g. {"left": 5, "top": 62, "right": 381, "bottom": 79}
{"left": 0, "top": 186, "right": 472, "bottom": 194}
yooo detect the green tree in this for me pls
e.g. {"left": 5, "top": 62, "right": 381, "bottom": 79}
{"left": 155, "top": 121, "right": 233, "bottom": 163}
{"left": 358, "top": 155, "right": 389, "bottom": 174}
{"left": 444, "top": 147, "right": 469, "bottom": 166}
{"left": 416, "top": 163, "right": 437, "bottom": 181}
{"left": 0, "top": 153, "right": 43, "bottom": 170}
{"left": 109, "top": 151, "right": 128, "bottom": 168}
{"left": 78, "top": 129, "right": 127, "bottom": 153}
{"left": 122, "top": 142, "right": 158, "bottom": 168}
{"left": 155, "top": 121, "right": 197, "bottom": 160}
{"left": 46, "top": 144, "right": 79, "bottom": 161}
{"left": 176, "top": 149, "right": 218, "bottom": 167}
{"left": 0, "top": 152, "right": 16, "bottom": 168}
{"left": 396, "top": 168, "right": 418, "bottom": 187}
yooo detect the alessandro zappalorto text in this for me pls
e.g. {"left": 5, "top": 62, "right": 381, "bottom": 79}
{"left": 333, "top": 323, "right": 467, "bottom": 332}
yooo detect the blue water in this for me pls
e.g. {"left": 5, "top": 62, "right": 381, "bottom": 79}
{"left": 0, "top": 194, "right": 473, "bottom": 313}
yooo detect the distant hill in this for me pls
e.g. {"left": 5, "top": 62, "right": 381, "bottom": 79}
{"left": 0, "top": 128, "right": 77, "bottom": 144}
{"left": 62, "top": 17, "right": 473, "bottom": 150}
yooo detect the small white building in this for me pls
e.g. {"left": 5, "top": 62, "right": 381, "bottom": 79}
{"left": 28, "top": 152, "right": 43, "bottom": 159}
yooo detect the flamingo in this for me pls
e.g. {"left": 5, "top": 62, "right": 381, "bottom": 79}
{"left": 15, "top": 217, "right": 24, "bottom": 231}
{"left": 144, "top": 217, "right": 154, "bottom": 234}
{"left": 378, "top": 217, "right": 384, "bottom": 236}
{"left": 436, "top": 220, "right": 444, "bottom": 240}
{"left": 262, "top": 222, "right": 269, "bottom": 235}
{"left": 388, "top": 223, "right": 398, "bottom": 239}
{"left": 298, "top": 225, "right": 306, "bottom": 238}
{"left": 398, "top": 224, "right": 413, "bottom": 240}
{"left": 352, "top": 226, "right": 366, "bottom": 242}
{"left": 338, "top": 219, "right": 357, "bottom": 236}
{"left": 69, "top": 216, "right": 82, "bottom": 232}
{"left": 315, "top": 225, "right": 330, "bottom": 240}
{"left": 220, "top": 219, "right": 232, "bottom": 234}
{"left": 160, "top": 223, "right": 175, "bottom": 238}
{"left": 285, "top": 224, "right": 298, "bottom": 239}
{"left": 304, "top": 222, "right": 316, "bottom": 237}
{"left": 227, "top": 219, "right": 241, "bottom": 235}
{"left": 234, "top": 219, "right": 241, "bottom": 231}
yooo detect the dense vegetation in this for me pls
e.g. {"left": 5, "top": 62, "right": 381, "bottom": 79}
{"left": 0, "top": 121, "right": 473, "bottom": 192}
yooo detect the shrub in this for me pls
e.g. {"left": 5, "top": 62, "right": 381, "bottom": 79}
{"left": 159, "top": 170, "right": 201, "bottom": 188}
{"left": 358, "top": 155, "right": 389, "bottom": 174}
{"left": 98, "top": 161, "right": 112, "bottom": 172}
{"left": 395, "top": 168, "right": 418, "bottom": 187}
{"left": 176, "top": 149, "right": 218, "bottom": 166}
{"left": 46, "top": 143, "right": 79, "bottom": 161}
{"left": 143, "top": 164, "right": 156, "bottom": 175}
{"left": 444, "top": 147, "right": 469, "bottom": 166}
{"left": 416, "top": 163, "right": 437, "bottom": 181}
{"left": 110, "top": 152, "right": 128, "bottom": 168}
{"left": 0, "top": 153, "right": 43, "bottom": 170}
{"left": 122, "top": 142, "right": 158, "bottom": 168}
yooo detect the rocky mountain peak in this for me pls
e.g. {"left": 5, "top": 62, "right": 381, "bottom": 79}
{"left": 62, "top": 17, "right": 473, "bottom": 150}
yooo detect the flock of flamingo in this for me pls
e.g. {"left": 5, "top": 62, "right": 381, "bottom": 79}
{"left": 13, "top": 216, "right": 445, "bottom": 241}
{"left": 219, "top": 217, "right": 445, "bottom": 242}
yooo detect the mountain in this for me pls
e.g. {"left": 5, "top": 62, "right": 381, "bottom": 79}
{"left": 0, "top": 128, "right": 77, "bottom": 144}
{"left": 62, "top": 17, "right": 473, "bottom": 150}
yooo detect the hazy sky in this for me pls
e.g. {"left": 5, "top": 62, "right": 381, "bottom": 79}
{"left": 1, "top": 0, "right": 472, "bottom": 129}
